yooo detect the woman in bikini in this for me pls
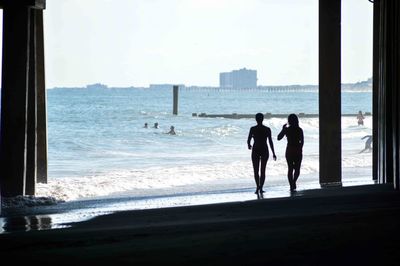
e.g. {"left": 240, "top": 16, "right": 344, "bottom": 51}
{"left": 247, "top": 113, "right": 277, "bottom": 194}
{"left": 278, "top": 114, "right": 304, "bottom": 192}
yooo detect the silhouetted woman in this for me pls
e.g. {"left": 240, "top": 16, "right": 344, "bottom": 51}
{"left": 247, "top": 113, "right": 277, "bottom": 194}
{"left": 278, "top": 114, "right": 304, "bottom": 192}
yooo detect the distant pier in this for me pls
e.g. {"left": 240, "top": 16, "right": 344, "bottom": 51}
{"left": 192, "top": 112, "right": 372, "bottom": 119}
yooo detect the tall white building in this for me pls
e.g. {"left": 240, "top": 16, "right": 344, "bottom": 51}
{"left": 219, "top": 68, "right": 257, "bottom": 89}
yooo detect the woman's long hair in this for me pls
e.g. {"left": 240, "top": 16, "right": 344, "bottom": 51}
{"left": 288, "top": 113, "right": 299, "bottom": 127}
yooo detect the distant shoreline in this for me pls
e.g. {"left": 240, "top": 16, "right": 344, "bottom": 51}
{"left": 49, "top": 86, "right": 373, "bottom": 92}
{"left": 49, "top": 78, "right": 372, "bottom": 91}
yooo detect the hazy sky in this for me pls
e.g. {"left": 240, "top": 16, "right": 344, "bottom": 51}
{"left": 41, "top": 0, "right": 372, "bottom": 88}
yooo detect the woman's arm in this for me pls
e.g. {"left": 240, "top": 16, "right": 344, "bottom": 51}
{"left": 247, "top": 128, "right": 253, "bottom": 150}
{"left": 277, "top": 124, "right": 287, "bottom": 140}
{"left": 268, "top": 128, "right": 277, "bottom": 160}
{"left": 300, "top": 128, "right": 304, "bottom": 148}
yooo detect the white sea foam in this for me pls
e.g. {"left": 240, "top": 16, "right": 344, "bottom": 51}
{"left": 1, "top": 195, "right": 63, "bottom": 208}
{"left": 38, "top": 157, "right": 322, "bottom": 202}
{"left": 343, "top": 152, "right": 372, "bottom": 168}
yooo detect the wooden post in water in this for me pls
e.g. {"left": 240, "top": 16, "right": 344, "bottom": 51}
{"left": 173, "top": 85, "right": 179, "bottom": 115}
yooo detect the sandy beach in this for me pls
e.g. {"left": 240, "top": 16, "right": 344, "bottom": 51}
{"left": 0, "top": 183, "right": 399, "bottom": 265}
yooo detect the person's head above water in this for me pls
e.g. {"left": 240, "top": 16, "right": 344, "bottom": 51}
{"left": 288, "top": 113, "right": 299, "bottom": 127}
{"left": 255, "top": 113, "right": 264, "bottom": 124}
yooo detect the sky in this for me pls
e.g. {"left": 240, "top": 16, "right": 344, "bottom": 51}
{"left": 8, "top": 0, "right": 376, "bottom": 88}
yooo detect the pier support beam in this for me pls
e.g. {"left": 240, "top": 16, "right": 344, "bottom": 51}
{"left": 0, "top": 1, "right": 47, "bottom": 197}
{"left": 318, "top": 0, "right": 342, "bottom": 185}
{"left": 376, "top": 0, "right": 400, "bottom": 189}
{"left": 36, "top": 10, "right": 48, "bottom": 184}
{"left": 173, "top": 85, "right": 179, "bottom": 115}
{"left": 372, "top": 0, "right": 380, "bottom": 182}
{"left": 0, "top": 6, "right": 31, "bottom": 197}
{"left": 26, "top": 8, "right": 38, "bottom": 195}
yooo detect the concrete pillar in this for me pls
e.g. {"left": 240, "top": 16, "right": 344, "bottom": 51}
{"left": 372, "top": 1, "right": 380, "bottom": 182}
{"left": 377, "top": 0, "right": 391, "bottom": 184}
{"left": 376, "top": 0, "right": 400, "bottom": 188}
{"left": 318, "top": 0, "right": 342, "bottom": 185}
{"left": 0, "top": 6, "right": 31, "bottom": 197}
{"left": 173, "top": 85, "right": 178, "bottom": 115}
{"left": 391, "top": 1, "right": 400, "bottom": 190}
{"left": 36, "top": 9, "right": 47, "bottom": 184}
{"left": 26, "top": 9, "right": 37, "bottom": 195}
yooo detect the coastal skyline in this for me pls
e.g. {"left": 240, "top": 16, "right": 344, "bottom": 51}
{"left": 53, "top": 76, "right": 373, "bottom": 90}
{"left": 0, "top": 0, "right": 373, "bottom": 88}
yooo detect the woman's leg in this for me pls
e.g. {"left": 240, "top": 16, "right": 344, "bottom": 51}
{"left": 251, "top": 153, "right": 260, "bottom": 193}
{"left": 286, "top": 156, "right": 295, "bottom": 191}
{"left": 259, "top": 156, "right": 268, "bottom": 193}
{"left": 293, "top": 155, "right": 303, "bottom": 188}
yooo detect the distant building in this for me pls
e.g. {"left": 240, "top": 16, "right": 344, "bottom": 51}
{"left": 219, "top": 72, "right": 233, "bottom": 89}
{"left": 149, "top": 84, "right": 185, "bottom": 90}
{"left": 86, "top": 83, "right": 108, "bottom": 90}
{"left": 219, "top": 68, "right": 257, "bottom": 89}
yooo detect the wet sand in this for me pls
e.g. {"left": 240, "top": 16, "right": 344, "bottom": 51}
{"left": 0, "top": 184, "right": 399, "bottom": 265}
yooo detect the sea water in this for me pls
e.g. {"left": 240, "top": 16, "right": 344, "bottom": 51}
{"left": 35, "top": 87, "right": 373, "bottom": 202}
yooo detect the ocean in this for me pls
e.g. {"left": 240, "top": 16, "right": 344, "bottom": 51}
{"left": 36, "top": 87, "right": 373, "bottom": 202}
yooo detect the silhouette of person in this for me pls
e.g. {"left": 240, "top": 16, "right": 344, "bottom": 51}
{"left": 278, "top": 114, "right": 304, "bottom": 192}
{"left": 144, "top": 123, "right": 148, "bottom": 128}
{"left": 167, "top": 125, "right": 176, "bottom": 135}
{"left": 247, "top": 113, "right": 277, "bottom": 194}
{"left": 360, "top": 135, "right": 372, "bottom": 153}
{"left": 357, "top": 110, "right": 365, "bottom": 126}
{"left": 153, "top": 122, "right": 159, "bottom": 129}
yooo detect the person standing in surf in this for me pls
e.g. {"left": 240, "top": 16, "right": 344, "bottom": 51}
{"left": 357, "top": 110, "right": 365, "bottom": 126}
{"left": 278, "top": 114, "right": 304, "bottom": 192}
{"left": 247, "top": 113, "right": 277, "bottom": 194}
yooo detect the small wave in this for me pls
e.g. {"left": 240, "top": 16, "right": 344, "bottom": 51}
{"left": 192, "top": 125, "right": 240, "bottom": 138}
{"left": 343, "top": 153, "right": 372, "bottom": 168}
{"left": 37, "top": 149, "right": 371, "bottom": 202}
{"left": 37, "top": 157, "right": 323, "bottom": 202}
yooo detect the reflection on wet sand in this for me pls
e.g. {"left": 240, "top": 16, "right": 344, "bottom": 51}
{"left": 0, "top": 215, "right": 52, "bottom": 233}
